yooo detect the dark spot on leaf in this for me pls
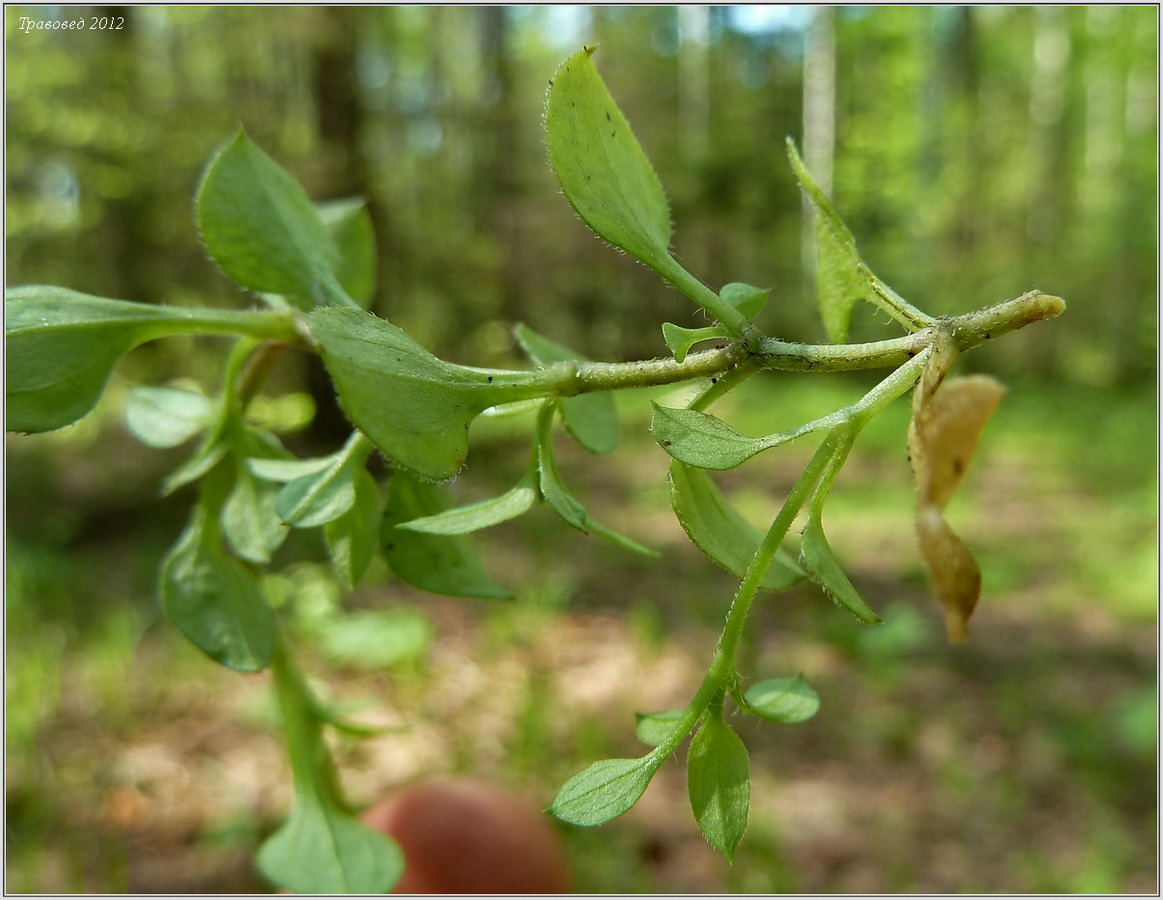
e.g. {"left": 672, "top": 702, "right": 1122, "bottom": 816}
{"left": 711, "top": 378, "right": 718, "bottom": 383}
{"left": 953, "top": 458, "right": 964, "bottom": 475}
{"left": 606, "top": 111, "right": 611, "bottom": 121}
{"left": 610, "top": 130, "right": 615, "bottom": 138}
{"left": 386, "top": 542, "right": 395, "bottom": 550}
{"left": 487, "top": 376, "right": 493, "bottom": 382}
{"left": 662, "top": 440, "right": 672, "bottom": 446}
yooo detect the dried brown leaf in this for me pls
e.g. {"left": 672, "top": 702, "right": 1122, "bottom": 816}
{"left": 909, "top": 368, "right": 1006, "bottom": 642}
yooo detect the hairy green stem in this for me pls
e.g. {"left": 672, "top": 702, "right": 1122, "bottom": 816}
{"left": 687, "top": 361, "right": 760, "bottom": 413}
{"left": 647, "top": 434, "right": 842, "bottom": 760}
{"left": 269, "top": 636, "right": 346, "bottom": 809}
{"left": 865, "top": 276, "right": 937, "bottom": 333}
{"left": 658, "top": 258, "right": 763, "bottom": 349}
{"left": 157, "top": 307, "right": 300, "bottom": 342}
{"left": 527, "top": 291, "right": 1063, "bottom": 398}
{"left": 238, "top": 341, "right": 288, "bottom": 408}
{"left": 711, "top": 437, "right": 840, "bottom": 675}
{"left": 649, "top": 351, "right": 936, "bottom": 748}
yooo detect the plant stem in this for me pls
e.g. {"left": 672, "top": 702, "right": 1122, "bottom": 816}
{"left": 269, "top": 635, "right": 346, "bottom": 810}
{"left": 150, "top": 307, "right": 301, "bottom": 343}
{"left": 864, "top": 274, "right": 937, "bottom": 333}
{"left": 648, "top": 433, "right": 843, "bottom": 759}
{"left": 709, "top": 436, "right": 839, "bottom": 676}
{"left": 239, "top": 342, "right": 288, "bottom": 408}
{"left": 687, "top": 361, "right": 760, "bottom": 413}
{"left": 529, "top": 290, "right": 1063, "bottom": 398}
{"left": 658, "top": 258, "right": 763, "bottom": 349}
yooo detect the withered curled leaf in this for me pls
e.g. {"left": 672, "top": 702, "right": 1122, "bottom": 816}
{"left": 908, "top": 358, "right": 1005, "bottom": 642}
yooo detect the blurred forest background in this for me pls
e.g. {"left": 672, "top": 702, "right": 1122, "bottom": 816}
{"left": 6, "top": 5, "right": 1158, "bottom": 894}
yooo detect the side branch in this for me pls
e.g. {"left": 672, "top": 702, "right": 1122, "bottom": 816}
{"left": 529, "top": 290, "right": 1064, "bottom": 396}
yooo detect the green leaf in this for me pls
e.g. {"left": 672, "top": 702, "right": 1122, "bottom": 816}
{"left": 256, "top": 799, "right": 403, "bottom": 894}
{"left": 787, "top": 140, "right": 863, "bottom": 342}
{"left": 124, "top": 386, "right": 213, "bottom": 448}
{"left": 515, "top": 323, "right": 619, "bottom": 454}
{"left": 381, "top": 470, "right": 512, "bottom": 599}
{"left": 687, "top": 714, "right": 750, "bottom": 861}
{"left": 536, "top": 411, "right": 657, "bottom": 556}
{"left": 661, "top": 323, "right": 729, "bottom": 364}
{"left": 743, "top": 674, "right": 820, "bottom": 724}
{"left": 720, "top": 282, "right": 771, "bottom": 320}
{"left": 222, "top": 465, "right": 288, "bottom": 564}
{"left": 318, "top": 198, "right": 376, "bottom": 308}
{"left": 397, "top": 470, "right": 537, "bottom": 535}
{"left": 276, "top": 457, "right": 358, "bottom": 528}
{"left": 5, "top": 286, "right": 284, "bottom": 433}
{"left": 247, "top": 455, "right": 337, "bottom": 482}
{"left": 163, "top": 438, "right": 230, "bottom": 496}
{"left": 787, "top": 139, "right": 885, "bottom": 343}
{"left": 652, "top": 404, "right": 772, "bottom": 470}
{"left": 159, "top": 507, "right": 274, "bottom": 671}
{"left": 635, "top": 709, "right": 686, "bottom": 747}
{"left": 798, "top": 512, "right": 882, "bottom": 624}
{"left": 311, "top": 307, "right": 540, "bottom": 481}
{"left": 536, "top": 422, "right": 589, "bottom": 532}
{"left": 197, "top": 130, "right": 344, "bottom": 307}
{"left": 546, "top": 47, "right": 672, "bottom": 272}
{"left": 548, "top": 756, "right": 660, "bottom": 827}
{"left": 652, "top": 403, "right": 832, "bottom": 470}
{"left": 669, "top": 461, "right": 804, "bottom": 590}
{"left": 324, "top": 468, "right": 383, "bottom": 590}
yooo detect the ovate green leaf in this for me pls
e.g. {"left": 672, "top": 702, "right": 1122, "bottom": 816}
{"left": 798, "top": 513, "right": 882, "bottom": 624}
{"left": 124, "top": 386, "right": 213, "bottom": 448}
{"left": 398, "top": 470, "right": 538, "bottom": 535}
{"left": 256, "top": 799, "right": 403, "bottom": 894}
{"left": 159, "top": 508, "right": 274, "bottom": 671}
{"left": 743, "top": 674, "right": 820, "bottom": 724}
{"left": 515, "top": 323, "right": 619, "bottom": 454}
{"left": 546, "top": 47, "right": 672, "bottom": 272}
{"left": 651, "top": 404, "right": 769, "bottom": 470}
{"left": 324, "top": 469, "right": 383, "bottom": 590}
{"left": 318, "top": 198, "right": 376, "bottom": 308}
{"left": 311, "top": 308, "right": 539, "bottom": 481}
{"left": 669, "top": 461, "right": 804, "bottom": 590}
{"left": 548, "top": 756, "right": 660, "bottom": 827}
{"left": 635, "top": 709, "right": 686, "bottom": 747}
{"left": 687, "top": 714, "right": 750, "bottom": 861}
{"left": 247, "top": 455, "right": 337, "bottom": 482}
{"left": 6, "top": 286, "right": 282, "bottom": 433}
{"left": 661, "top": 323, "right": 728, "bottom": 363}
{"left": 197, "top": 130, "right": 343, "bottom": 307}
{"left": 276, "top": 458, "right": 358, "bottom": 528}
{"left": 222, "top": 465, "right": 288, "bottom": 564}
{"left": 381, "top": 470, "right": 512, "bottom": 599}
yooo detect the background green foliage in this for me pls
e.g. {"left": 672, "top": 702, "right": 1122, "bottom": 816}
{"left": 6, "top": 5, "right": 1156, "bottom": 893}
